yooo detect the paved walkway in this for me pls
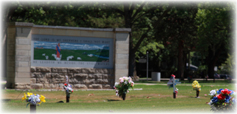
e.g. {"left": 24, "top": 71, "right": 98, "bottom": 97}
{"left": 139, "top": 78, "right": 234, "bottom": 81}
{"left": 2, "top": 78, "right": 234, "bottom": 84}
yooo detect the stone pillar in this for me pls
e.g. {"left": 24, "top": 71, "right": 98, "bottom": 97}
{"left": 114, "top": 28, "right": 131, "bottom": 82}
{"left": 6, "top": 23, "right": 16, "bottom": 88}
{"left": 14, "top": 22, "right": 33, "bottom": 87}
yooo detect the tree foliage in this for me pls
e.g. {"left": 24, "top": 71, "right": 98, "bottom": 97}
{"left": 195, "top": 2, "right": 234, "bottom": 80}
{"left": 152, "top": 3, "right": 198, "bottom": 79}
{"left": 2, "top": 1, "right": 234, "bottom": 79}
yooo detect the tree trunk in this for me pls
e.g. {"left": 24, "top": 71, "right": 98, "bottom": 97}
{"left": 188, "top": 51, "right": 190, "bottom": 70}
{"left": 178, "top": 40, "right": 184, "bottom": 80}
{"left": 207, "top": 46, "right": 215, "bottom": 82}
{"left": 208, "top": 62, "right": 215, "bottom": 82}
{"left": 129, "top": 49, "right": 136, "bottom": 76}
{"left": 207, "top": 42, "right": 224, "bottom": 83}
{"left": 124, "top": 5, "right": 135, "bottom": 77}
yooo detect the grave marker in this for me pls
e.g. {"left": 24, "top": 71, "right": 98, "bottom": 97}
{"left": 167, "top": 74, "right": 181, "bottom": 98}
{"left": 63, "top": 75, "right": 73, "bottom": 103}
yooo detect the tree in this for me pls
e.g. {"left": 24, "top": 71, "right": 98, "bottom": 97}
{"left": 96, "top": 1, "right": 172, "bottom": 76}
{"left": 196, "top": 2, "right": 234, "bottom": 81}
{"left": 153, "top": 3, "right": 198, "bottom": 80}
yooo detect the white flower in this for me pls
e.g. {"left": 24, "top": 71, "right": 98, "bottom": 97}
{"left": 208, "top": 100, "right": 213, "bottom": 105}
{"left": 68, "top": 87, "right": 73, "bottom": 92}
{"left": 115, "top": 90, "right": 119, "bottom": 96}
{"left": 128, "top": 77, "right": 132, "bottom": 82}
{"left": 124, "top": 81, "right": 127, "bottom": 85}
{"left": 175, "top": 88, "right": 178, "bottom": 91}
{"left": 64, "top": 84, "right": 73, "bottom": 93}
{"left": 114, "top": 82, "right": 119, "bottom": 86}
{"left": 28, "top": 94, "right": 41, "bottom": 105}
{"left": 35, "top": 94, "right": 41, "bottom": 103}
{"left": 209, "top": 90, "right": 216, "bottom": 96}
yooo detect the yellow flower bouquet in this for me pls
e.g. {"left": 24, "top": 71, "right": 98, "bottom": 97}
{"left": 192, "top": 80, "right": 201, "bottom": 91}
{"left": 22, "top": 92, "right": 46, "bottom": 107}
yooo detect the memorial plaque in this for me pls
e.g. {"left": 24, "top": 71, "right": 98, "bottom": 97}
{"left": 31, "top": 35, "right": 114, "bottom": 68}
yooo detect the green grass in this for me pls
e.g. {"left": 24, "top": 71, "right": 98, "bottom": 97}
{"left": 1, "top": 81, "right": 236, "bottom": 113}
{"left": 34, "top": 48, "right": 109, "bottom": 62}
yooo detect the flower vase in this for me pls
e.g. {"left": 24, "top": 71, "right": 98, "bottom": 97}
{"left": 173, "top": 92, "right": 176, "bottom": 98}
{"left": 122, "top": 93, "right": 126, "bottom": 100}
{"left": 66, "top": 93, "right": 70, "bottom": 103}
{"left": 196, "top": 90, "right": 199, "bottom": 98}
{"left": 30, "top": 104, "right": 36, "bottom": 113}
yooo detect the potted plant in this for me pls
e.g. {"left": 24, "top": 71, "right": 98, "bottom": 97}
{"left": 114, "top": 76, "right": 134, "bottom": 100}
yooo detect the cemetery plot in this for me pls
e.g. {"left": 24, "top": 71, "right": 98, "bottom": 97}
{"left": 2, "top": 81, "right": 235, "bottom": 113}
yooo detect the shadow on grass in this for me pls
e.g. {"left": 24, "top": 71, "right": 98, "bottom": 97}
{"left": 107, "top": 99, "right": 121, "bottom": 102}
{"left": 56, "top": 101, "right": 64, "bottom": 103}
{"left": 188, "top": 96, "right": 200, "bottom": 98}
{"left": 134, "top": 80, "right": 168, "bottom": 84}
{"left": 2, "top": 99, "right": 11, "bottom": 102}
{"left": 179, "top": 79, "right": 235, "bottom": 84}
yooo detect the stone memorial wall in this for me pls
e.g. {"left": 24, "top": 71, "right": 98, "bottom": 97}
{"left": 6, "top": 22, "right": 131, "bottom": 89}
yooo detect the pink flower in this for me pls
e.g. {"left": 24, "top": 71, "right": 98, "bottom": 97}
{"left": 204, "top": 94, "right": 207, "bottom": 96}
{"left": 119, "top": 78, "right": 124, "bottom": 83}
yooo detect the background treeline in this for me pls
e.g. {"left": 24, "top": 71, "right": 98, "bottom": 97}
{"left": 2, "top": 1, "right": 235, "bottom": 81}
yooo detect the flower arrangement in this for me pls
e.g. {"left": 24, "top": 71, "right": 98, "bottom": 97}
{"left": 64, "top": 75, "right": 73, "bottom": 94}
{"left": 114, "top": 76, "right": 134, "bottom": 97}
{"left": 64, "top": 83, "right": 73, "bottom": 94}
{"left": 173, "top": 88, "right": 178, "bottom": 94}
{"left": 192, "top": 80, "right": 201, "bottom": 91}
{"left": 22, "top": 92, "right": 46, "bottom": 107}
{"left": 207, "top": 88, "right": 236, "bottom": 112}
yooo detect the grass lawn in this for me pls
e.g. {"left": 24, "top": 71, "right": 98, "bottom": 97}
{"left": 1, "top": 81, "right": 236, "bottom": 113}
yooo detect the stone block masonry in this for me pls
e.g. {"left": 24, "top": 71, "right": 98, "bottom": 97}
{"left": 15, "top": 67, "right": 114, "bottom": 89}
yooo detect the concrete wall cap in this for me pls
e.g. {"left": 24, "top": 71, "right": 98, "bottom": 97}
{"left": 15, "top": 22, "right": 34, "bottom": 27}
{"left": 33, "top": 25, "right": 114, "bottom": 31}
{"left": 114, "top": 28, "right": 131, "bottom": 32}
